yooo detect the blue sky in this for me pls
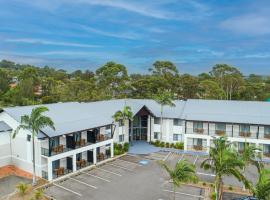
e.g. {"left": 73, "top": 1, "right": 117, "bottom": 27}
{"left": 0, "top": 0, "right": 270, "bottom": 74}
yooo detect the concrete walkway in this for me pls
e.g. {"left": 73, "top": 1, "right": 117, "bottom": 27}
{"left": 128, "top": 141, "right": 161, "bottom": 155}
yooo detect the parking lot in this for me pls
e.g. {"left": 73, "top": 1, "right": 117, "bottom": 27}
{"left": 44, "top": 153, "right": 206, "bottom": 200}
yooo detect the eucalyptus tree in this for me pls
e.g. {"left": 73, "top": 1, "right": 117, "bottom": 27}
{"left": 154, "top": 90, "right": 175, "bottom": 140}
{"left": 112, "top": 105, "right": 133, "bottom": 141}
{"left": 160, "top": 160, "right": 198, "bottom": 200}
{"left": 201, "top": 137, "right": 250, "bottom": 200}
{"left": 13, "top": 106, "right": 55, "bottom": 185}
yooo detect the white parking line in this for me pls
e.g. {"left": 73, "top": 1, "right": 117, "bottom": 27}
{"left": 118, "top": 158, "right": 143, "bottom": 167}
{"left": 107, "top": 163, "right": 134, "bottom": 172}
{"left": 197, "top": 172, "right": 216, "bottom": 177}
{"left": 178, "top": 154, "right": 184, "bottom": 163}
{"left": 69, "top": 177, "right": 98, "bottom": 189}
{"left": 82, "top": 171, "right": 110, "bottom": 182}
{"left": 193, "top": 155, "right": 199, "bottom": 165}
{"left": 97, "top": 167, "right": 122, "bottom": 176}
{"left": 163, "top": 152, "right": 171, "bottom": 161}
{"left": 163, "top": 189, "right": 204, "bottom": 199}
{"left": 53, "top": 183, "right": 82, "bottom": 196}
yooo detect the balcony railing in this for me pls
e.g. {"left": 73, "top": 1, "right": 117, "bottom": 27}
{"left": 76, "top": 159, "right": 92, "bottom": 170}
{"left": 194, "top": 128, "right": 204, "bottom": 134}
{"left": 53, "top": 167, "right": 72, "bottom": 179}
{"left": 41, "top": 145, "right": 71, "bottom": 157}
{"left": 263, "top": 152, "right": 270, "bottom": 158}
{"left": 187, "top": 145, "right": 207, "bottom": 151}
{"left": 239, "top": 132, "right": 251, "bottom": 137}
{"left": 264, "top": 134, "right": 270, "bottom": 139}
{"left": 41, "top": 134, "right": 112, "bottom": 157}
{"left": 215, "top": 130, "right": 225, "bottom": 136}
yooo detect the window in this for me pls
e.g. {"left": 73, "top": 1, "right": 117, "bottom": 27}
{"left": 173, "top": 134, "right": 182, "bottom": 141}
{"left": 27, "top": 135, "right": 31, "bottom": 142}
{"left": 119, "top": 134, "right": 124, "bottom": 142}
{"left": 154, "top": 118, "right": 160, "bottom": 124}
{"left": 154, "top": 132, "right": 159, "bottom": 139}
{"left": 193, "top": 122, "right": 203, "bottom": 133}
{"left": 119, "top": 120, "right": 124, "bottom": 127}
{"left": 216, "top": 123, "right": 226, "bottom": 131}
{"left": 173, "top": 119, "right": 182, "bottom": 126}
{"left": 265, "top": 126, "right": 270, "bottom": 135}
{"left": 240, "top": 125, "right": 250, "bottom": 133}
{"left": 194, "top": 122, "right": 203, "bottom": 129}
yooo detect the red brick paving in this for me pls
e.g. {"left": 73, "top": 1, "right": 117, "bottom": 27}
{"left": 0, "top": 165, "right": 33, "bottom": 179}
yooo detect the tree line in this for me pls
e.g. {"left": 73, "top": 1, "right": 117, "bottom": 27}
{"left": 0, "top": 59, "right": 270, "bottom": 107}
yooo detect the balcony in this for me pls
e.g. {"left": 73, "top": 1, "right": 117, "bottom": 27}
{"left": 193, "top": 128, "right": 204, "bottom": 134}
{"left": 187, "top": 145, "right": 207, "bottom": 152}
{"left": 239, "top": 132, "right": 251, "bottom": 137}
{"left": 264, "top": 152, "right": 270, "bottom": 157}
{"left": 215, "top": 130, "right": 225, "bottom": 136}
{"left": 264, "top": 134, "right": 270, "bottom": 139}
{"left": 41, "top": 130, "right": 112, "bottom": 157}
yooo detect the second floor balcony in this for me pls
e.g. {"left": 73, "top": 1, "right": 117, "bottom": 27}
{"left": 41, "top": 127, "right": 112, "bottom": 157}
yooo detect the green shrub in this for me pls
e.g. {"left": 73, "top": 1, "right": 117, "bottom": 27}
{"left": 202, "top": 182, "right": 207, "bottom": 186}
{"left": 160, "top": 142, "right": 165, "bottom": 147}
{"left": 228, "top": 185, "right": 233, "bottom": 191}
{"left": 211, "top": 192, "right": 216, "bottom": 200}
{"left": 154, "top": 140, "right": 160, "bottom": 147}
{"left": 170, "top": 143, "right": 175, "bottom": 148}
{"left": 16, "top": 182, "right": 28, "bottom": 196}
{"left": 34, "top": 189, "right": 44, "bottom": 200}
{"left": 165, "top": 142, "right": 170, "bottom": 148}
{"left": 123, "top": 142, "right": 129, "bottom": 152}
{"left": 174, "top": 142, "right": 184, "bottom": 150}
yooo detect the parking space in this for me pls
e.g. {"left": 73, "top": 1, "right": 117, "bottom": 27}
{"left": 44, "top": 151, "right": 261, "bottom": 200}
{"left": 144, "top": 151, "right": 169, "bottom": 161}
{"left": 44, "top": 155, "right": 147, "bottom": 200}
{"left": 163, "top": 182, "right": 205, "bottom": 200}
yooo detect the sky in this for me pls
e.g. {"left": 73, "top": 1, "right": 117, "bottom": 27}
{"left": 0, "top": 0, "right": 270, "bottom": 75}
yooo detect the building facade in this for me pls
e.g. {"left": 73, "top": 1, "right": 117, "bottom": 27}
{"left": 0, "top": 99, "right": 270, "bottom": 181}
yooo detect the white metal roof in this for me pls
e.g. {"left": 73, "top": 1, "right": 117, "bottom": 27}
{"left": 3, "top": 99, "right": 270, "bottom": 138}
{"left": 0, "top": 121, "right": 12, "bottom": 132}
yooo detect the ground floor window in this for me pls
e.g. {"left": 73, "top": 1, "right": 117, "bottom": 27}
{"left": 119, "top": 134, "right": 124, "bottom": 142}
{"left": 154, "top": 132, "right": 159, "bottom": 139}
{"left": 173, "top": 134, "right": 182, "bottom": 141}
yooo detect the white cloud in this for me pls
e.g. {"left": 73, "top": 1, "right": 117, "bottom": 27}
{"left": 243, "top": 53, "right": 270, "bottom": 58}
{"left": 4, "top": 38, "right": 101, "bottom": 48}
{"left": 220, "top": 14, "right": 270, "bottom": 35}
{"left": 79, "top": 25, "right": 140, "bottom": 40}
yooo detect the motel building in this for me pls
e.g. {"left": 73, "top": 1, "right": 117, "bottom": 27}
{"left": 1, "top": 99, "right": 270, "bottom": 181}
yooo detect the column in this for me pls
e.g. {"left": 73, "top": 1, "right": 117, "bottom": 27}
{"left": 72, "top": 154, "right": 77, "bottom": 172}
{"left": 93, "top": 148, "right": 97, "bottom": 164}
{"left": 110, "top": 142, "right": 114, "bottom": 158}
{"left": 184, "top": 135, "right": 188, "bottom": 151}
{"left": 206, "top": 138, "right": 211, "bottom": 153}
{"left": 47, "top": 159, "right": 53, "bottom": 181}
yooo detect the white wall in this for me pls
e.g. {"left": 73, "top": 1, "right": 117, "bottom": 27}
{"left": 0, "top": 112, "right": 43, "bottom": 177}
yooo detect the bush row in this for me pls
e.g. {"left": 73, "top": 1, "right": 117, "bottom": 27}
{"left": 150, "top": 140, "right": 184, "bottom": 150}
{"left": 114, "top": 142, "right": 129, "bottom": 155}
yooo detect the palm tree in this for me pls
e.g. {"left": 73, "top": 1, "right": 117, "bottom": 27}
{"left": 201, "top": 137, "right": 250, "bottom": 200}
{"left": 112, "top": 105, "right": 133, "bottom": 142}
{"left": 252, "top": 165, "right": 270, "bottom": 200}
{"left": 13, "top": 106, "right": 55, "bottom": 185}
{"left": 160, "top": 160, "right": 198, "bottom": 200}
{"left": 240, "top": 142, "right": 261, "bottom": 190}
{"left": 154, "top": 90, "right": 175, "bottom": 141}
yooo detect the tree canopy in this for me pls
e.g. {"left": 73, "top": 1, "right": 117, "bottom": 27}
{"left": 0, "top": 59, "right": 270, "bottom": 107}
